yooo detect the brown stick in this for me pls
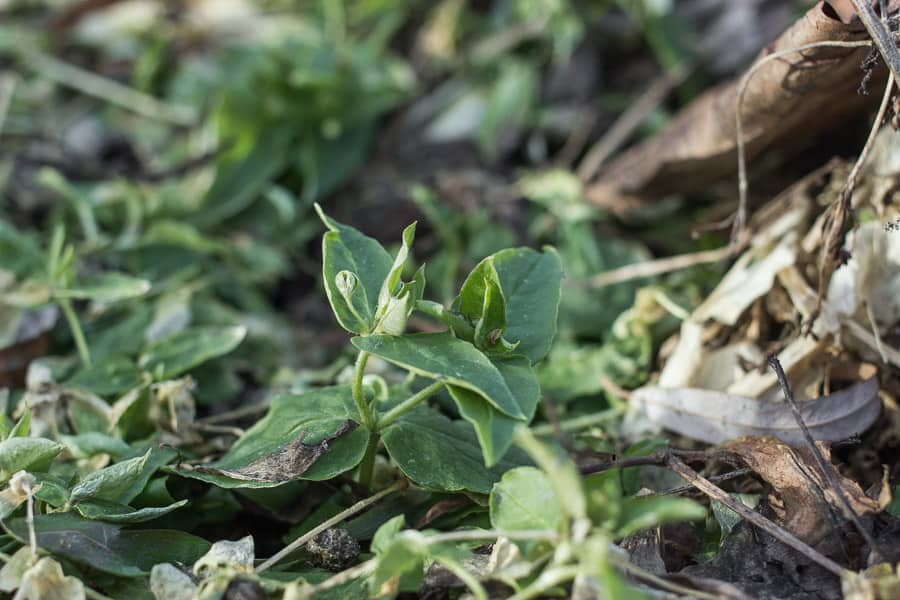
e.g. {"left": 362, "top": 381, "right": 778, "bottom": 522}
{"left": 767, "top": 355, "right": 885, "bottom": 563}
{"left": 850, "top": 0, "right": 900, "bottom": 83}
{"left": 667, "top": 455, "right": 847, "bottom": 577}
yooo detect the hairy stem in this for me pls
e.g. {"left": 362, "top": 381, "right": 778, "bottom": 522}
{"left": 376, "top": 380, "right": 445, "bottom": 429}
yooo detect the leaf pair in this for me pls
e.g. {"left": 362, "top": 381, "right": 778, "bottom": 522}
{"left": 318, "top": 205, "right": 420, "bottom": 336}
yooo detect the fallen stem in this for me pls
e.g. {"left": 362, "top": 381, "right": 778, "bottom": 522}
{"left": 667, "top": 455, "right": 847, "bottom": 577}
{"left": 531, "top": 408, "right": 623, "bottom": 436}
{"left": 298, "top": 559, "right": 377, "bottom": 596}
{"left": 767, "top": 355, "right": 885, "bottom": 563}
{"left": 256, "top": 479, "right": 407, "bottom": 572}
{"left": 587, "top": 241, "right": 745, "bottom": 288}
{"left": 609, "top": 551, "right": 722, "bottom": 600}
{"left": 23, "top": 51, "right": 195, "bottom": 126}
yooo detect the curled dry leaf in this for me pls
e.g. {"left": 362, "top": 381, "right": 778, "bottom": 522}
{"left": 586, "top": 1, "right": 895, "bottom": 208}
{"left": 188, "top": 420, "right": 358, "bottom": 483}
{"left": 725, "top": 436, "right": 890, "bottom": 542}
{"left": 630, "top": 378, "right": 881, "bottom": 445}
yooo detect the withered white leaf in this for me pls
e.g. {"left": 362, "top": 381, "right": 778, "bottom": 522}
{"left": 630, "top": 378, "right": 880, "bottom": 445}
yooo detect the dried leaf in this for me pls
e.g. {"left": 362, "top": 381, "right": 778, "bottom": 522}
{"left": 726, "top": 436, "right": 889, "bottom": 542}
{"left": 630, "top": 378, "right": 881, "bottom": 445}
{"left": 587, "top": 1, "right": 894, "bottom": 208}
{"left": 190, "top": 420, "right": 358, "bottom": 483}
{"left": 17, "top": 557, "right": 86, "bottom": 600}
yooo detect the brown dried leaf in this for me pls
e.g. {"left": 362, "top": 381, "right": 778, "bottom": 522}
{"left": 587, "top": 1, "right": 894, "bottom": 208}
{"left": 193, "top": 420, "right": 358, "bottom": 483}
{"left": 726, "top": 436, "right": 889, "bottom": 542}
{"left": 630, "top": 378, "right": 881, "bottom": 445}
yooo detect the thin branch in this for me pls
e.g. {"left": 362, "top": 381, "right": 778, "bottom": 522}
{"left": 256, "top": 479, "right": 407, "bottom": 572}
{"left": 850, "top": 0, "right": 900, "bottom": 84}
{"left": 667, "top": 455, "right": 847, "bottom": 577}
{"left": 297, "top": 559, "right": 377, "bottom": 596}
{"left": 660, "top": 467, "right": 754, "bottom": 496}
{"left": 608, "top": 552, "right": 724, "bottom": 600}
{"left": 587, "top": 241, "right": 745, "bottom": 288}
{"left": 767, "top": 355, "right": 885, "bottom": 563}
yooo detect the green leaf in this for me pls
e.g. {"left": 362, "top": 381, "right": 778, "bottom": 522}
{"left": 56, "top": 273, "right": 151, "bottom": 303}
{"left": 70, "top": 449, "right": 155, "bottom": 505}
{"left": 67, "top": 356, "right": 144, "bottom": 396}
{"left": 3, "top": 513, "right": 209, "bottom": 577}
{"left": 372, "top": 532, "right": 426, "bottom": 592}
{"left": 7, "top": 409, "right": 30, "bottom": 439}
{"left": 0, "top": 438, "right": 62, "bottom": 483}
{"left": 448, "top": 356, "right": 539, "bottom": 467}
{"left": 711, "top": 494, "right": 758, "bottom": 543}
{"left": 490, "top": 248, "right": 562, "bottom": 363}
{"left": 381, "top": 407, "right": 526, "bottom": 494}
{"left": 371, "top": 514, "right": 406, "bottom": 555}
{"left": 192, "top": 131, "right": 291, "bottom": 228}
{"left": 616, "top": 496, "right": 706, "bottom": 539}
{"left": 58, "top": 433, "right": 132, "bottom": 460}
{"left": 75, "top": 499, "right": 188, "bottom": 523}
{"left": 376, "top": 222, "right": 416, "bottom": 317}
{"left": 490, "top": 467, "right": 562, "bottom": 532}
{"left": 352, "top": 333, "right": 525, "bottom": 420}
{"left": 171, "top": 386, "right": 369, "bottom": 488}
{"left": 478, "top": 60, "right": 538, "bottom": 160}
{"left": 316, "top": 205, "right": 393, "bottom": 334}
{"left": 457, "top": 257, "right": 507, "bottom": 349}
{"left": 448, "top": 387, "right": 516, "bottom": 468}
{"left": 138, "top": 325, "right": 246, "bottom": 380}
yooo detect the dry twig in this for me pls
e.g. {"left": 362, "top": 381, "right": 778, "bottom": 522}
{"left": 767, "top": 355, "right": 885, "bottom": 563}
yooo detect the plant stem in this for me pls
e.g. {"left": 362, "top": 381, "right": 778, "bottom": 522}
{"left": 351, "top": 351, "right": 375, "bottom": 430}
{"left": 351, "top": 350, "right": 381, "bottom": 487}
{"left": 59, "top": 298, "right": 91, "bottom": 367}
{"left": 357, "top": 432, "right": 380, "bottom": 489}
{"left": 23, "top": 50, "right": 195, "bottom": 125}
{"left": 376, "top": 380, "right": 445, "bottom": 429}
{"left": 256, "top": 479, "right": 407, "bottom": 573}
{"left": 435, "top": 557, "right": 487, "bottom": 600}
{"left": 414, "top": 300, "right": 475, "bottom": 339}
{"left": 507, "top": 565, "right": 579, "bottom": 600}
